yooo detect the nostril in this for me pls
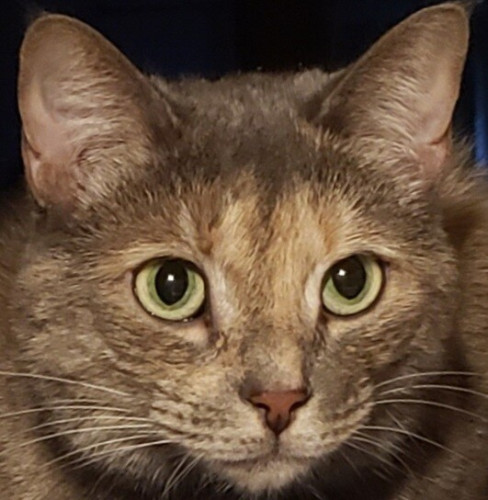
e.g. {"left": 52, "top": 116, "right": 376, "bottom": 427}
{"left": 290, "top": 396, "right": 308, "bottom": 413}
{"left": 246, "top": 388, "right": 310, "bottom": 435}
{"left": 253, "top": 401, "right": 270, "bottom": 412}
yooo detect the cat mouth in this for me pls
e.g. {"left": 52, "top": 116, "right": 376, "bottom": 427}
{"left": 214, "top": 444, "right": 314, "bottom": 469}
{"left": 212, "top": 450, "right": 314, "bottom": 493}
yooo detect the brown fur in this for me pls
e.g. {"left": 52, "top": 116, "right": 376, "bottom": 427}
{"left": 1, "top": 3, "right": 488, "bottom": 499}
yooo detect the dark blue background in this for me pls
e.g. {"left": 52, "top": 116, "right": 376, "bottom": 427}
{"left": 2, "top": 0, "right": 487, "bottom": 190}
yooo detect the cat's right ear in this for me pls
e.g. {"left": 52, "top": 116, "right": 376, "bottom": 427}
{"left": 18, "top": 14, "right": 178, "bottom": 210}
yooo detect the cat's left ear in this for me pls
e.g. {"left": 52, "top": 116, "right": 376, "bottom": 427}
{"left": 318, "top": 3, "right": 469, "bottom": 178}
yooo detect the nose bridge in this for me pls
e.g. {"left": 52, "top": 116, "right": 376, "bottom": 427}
{"left": 238, "top": 234, "right": 313, "bottom": 390}
{"left": 240, "top": 320, "right": 308, "bottom": 391}
{"left": 266, "top": 191, "right": 323, "bottom": 323}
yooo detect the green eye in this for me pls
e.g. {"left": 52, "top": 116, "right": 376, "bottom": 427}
{"left": 322, "top": 255, "right": 383, "bottom": 316}
{"left": 134, "top": 259, "right": 206, "bottom": 321}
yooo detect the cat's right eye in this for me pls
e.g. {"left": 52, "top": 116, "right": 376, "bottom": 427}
{"left": 134, "top": 258, "right": 206, "bottom": 321}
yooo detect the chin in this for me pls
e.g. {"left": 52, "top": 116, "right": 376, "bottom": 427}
{"left": 214, "top": 456, "right": 313, "bottom": 494}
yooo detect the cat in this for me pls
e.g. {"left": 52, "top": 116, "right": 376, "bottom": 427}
{"left": 1, "top": 2, "right": 488, "bottom": 499}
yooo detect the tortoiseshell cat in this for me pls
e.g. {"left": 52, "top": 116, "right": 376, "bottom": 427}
{"left": 1, "top": 3, "right": 488, "bottom": 499}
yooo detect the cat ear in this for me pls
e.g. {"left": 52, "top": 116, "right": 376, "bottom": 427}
{"left": 18, "top": 14, "right": 175, "bottom": 209}
{"left": 319, "top": 3, "right": 469, "bottom": 178}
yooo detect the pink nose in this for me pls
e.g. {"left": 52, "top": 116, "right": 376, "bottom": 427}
{"left": 247, "top": 389, "right": 310, "bottom": 435}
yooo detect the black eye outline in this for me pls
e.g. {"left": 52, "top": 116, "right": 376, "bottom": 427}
{"left": 321, "top": 254, "right": 386, "bottom": 317}
{"left": 133, "top": 257, "right": 207, "bottom": 322}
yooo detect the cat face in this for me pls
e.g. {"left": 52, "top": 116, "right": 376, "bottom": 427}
{"left": 13, "top": 4, "right": 468, "bottom": 496}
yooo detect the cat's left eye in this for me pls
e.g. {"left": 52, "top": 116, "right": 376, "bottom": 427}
{"left": 134, "top": 258, "right": 206, "bottom": 321}
{"left": 321, "top": 255, "right": 384, "bottom": 316}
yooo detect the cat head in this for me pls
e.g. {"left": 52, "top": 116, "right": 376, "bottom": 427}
{"left": 14, "top": 3, "right": 470, "bottom": 496}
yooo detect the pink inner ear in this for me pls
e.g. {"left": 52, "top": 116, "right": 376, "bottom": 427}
{"left": 21, "top": 136, "right": 77, "bottom": 209}
{"left": 416, "top": 133, "right": 451, "bottom": 181}
{"left": 415, "top": 59, "right": 458, "bottom": 142}
{"left": 22, "top": 80, "right": 75, "bottom": 171}
{"left": 20, "top": 77, "right": 77, "bottom": 207}
{"left": 412, "top": 60, "right": 461, "bottom": 175}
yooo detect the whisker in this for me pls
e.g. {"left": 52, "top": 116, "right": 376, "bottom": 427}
{"left": 353, "top": 430, "right": 404, "bottom": 455}
{"left": 381, "top": 384, "right": 488, "bottom": 401}
{"left": 29, "top": 398, "right": 102, "bottom": 405}
{"left": 0, "top": 424, "right": 152, "bottom": 457}
{"left": 33, "top": 432, "right": 160, "bottom": 487}
{"left": 364, "top": 413, "right": 444, "bottom": 487}
{"left": 338, "top": 448, "right": 361, "bottom": 477}
{"left": 65, "top": 435, "right": 178, "bottom": 474}
{"left": 375, "top": 398, "right": 488, "bottom": 422}
{"left": 28, "top": 414, "right": 157, "bottom": 434}
{"left": 0, "top": 405, "right": 131, "bottom": 420}
{"left": 374, "top": 371, "right": 478, "bottom": 391}
{"left": 40, "top": 433, "right": 161, "bottom": 471}
{"left": 307, "top": 482, "right": 328, "bottom": 500}
{"left": 385, "top": 409, "right": 424, "bottom": 456}
{"left": 179, "top": 454, "right": 202, "bottom": 489}
{"left": 352, "top": 432, "right": 412, "bottom": 475}
{"left": 342, "top": 440, "right": 392, "bottom": 480}
{"left": 0, "top": 371, "right": 128, "bottom": 397}
{"left": 361, "top": 425, "right": 470, "bottom": 463}
{"left": 163, "top": 452, "right": 199, "bottom": 497}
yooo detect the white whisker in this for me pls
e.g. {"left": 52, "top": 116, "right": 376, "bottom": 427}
{"left": 352, "top": 432, "right": 412, "bottom": 475}
{"left": 338, "top": 448, "right": 361, "bottom": 477}
{"left": 40, "top": 433, "right": 162, "bottom": 473}
{"left": 381, "top": 384, "right": 488, "bottom": 401}
{"left": 66, "top": 435, "right": 178, "bottom": 474}
{"left": 362, "top": 425, "right": 470, "bottom": 463}
{"left": 0, "top": 405, "right": 131, "bottom": 420}
{"left": 375, "top": 398, "right": 488, "bottom": 422}
{"left": 342, "top": 440, "right": 392, "bottom": 480}
{"left": 87, "top": 436, "right": 176, "bottom": 461}
{"left": 28, "top": 414, "right": 157, "bottom": 434}
{"left": 0, "top": 371, "right": 128, "bottom": 397}
{"left": 163, "top": 452, "right": 199, "bottom": 497}
{"left": 374, "top": 371, "right": 477, "bottom": 391}
{"left": 0, "top": 424, "right": 152, "bottom": 457}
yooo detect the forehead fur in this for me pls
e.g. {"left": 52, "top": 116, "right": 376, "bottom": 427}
{"left": 56, "top": 69, "right": 441, "bottom": 264}
{"left": 93, "top": 71, "right": 425, "bottom": 212}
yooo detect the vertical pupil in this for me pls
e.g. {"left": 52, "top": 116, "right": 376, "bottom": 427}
{"left": 155, "top": 260, "right": 189, "bottom": 305}
{"left": 332, "top": 257, "right": 366, "bottom": 299}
